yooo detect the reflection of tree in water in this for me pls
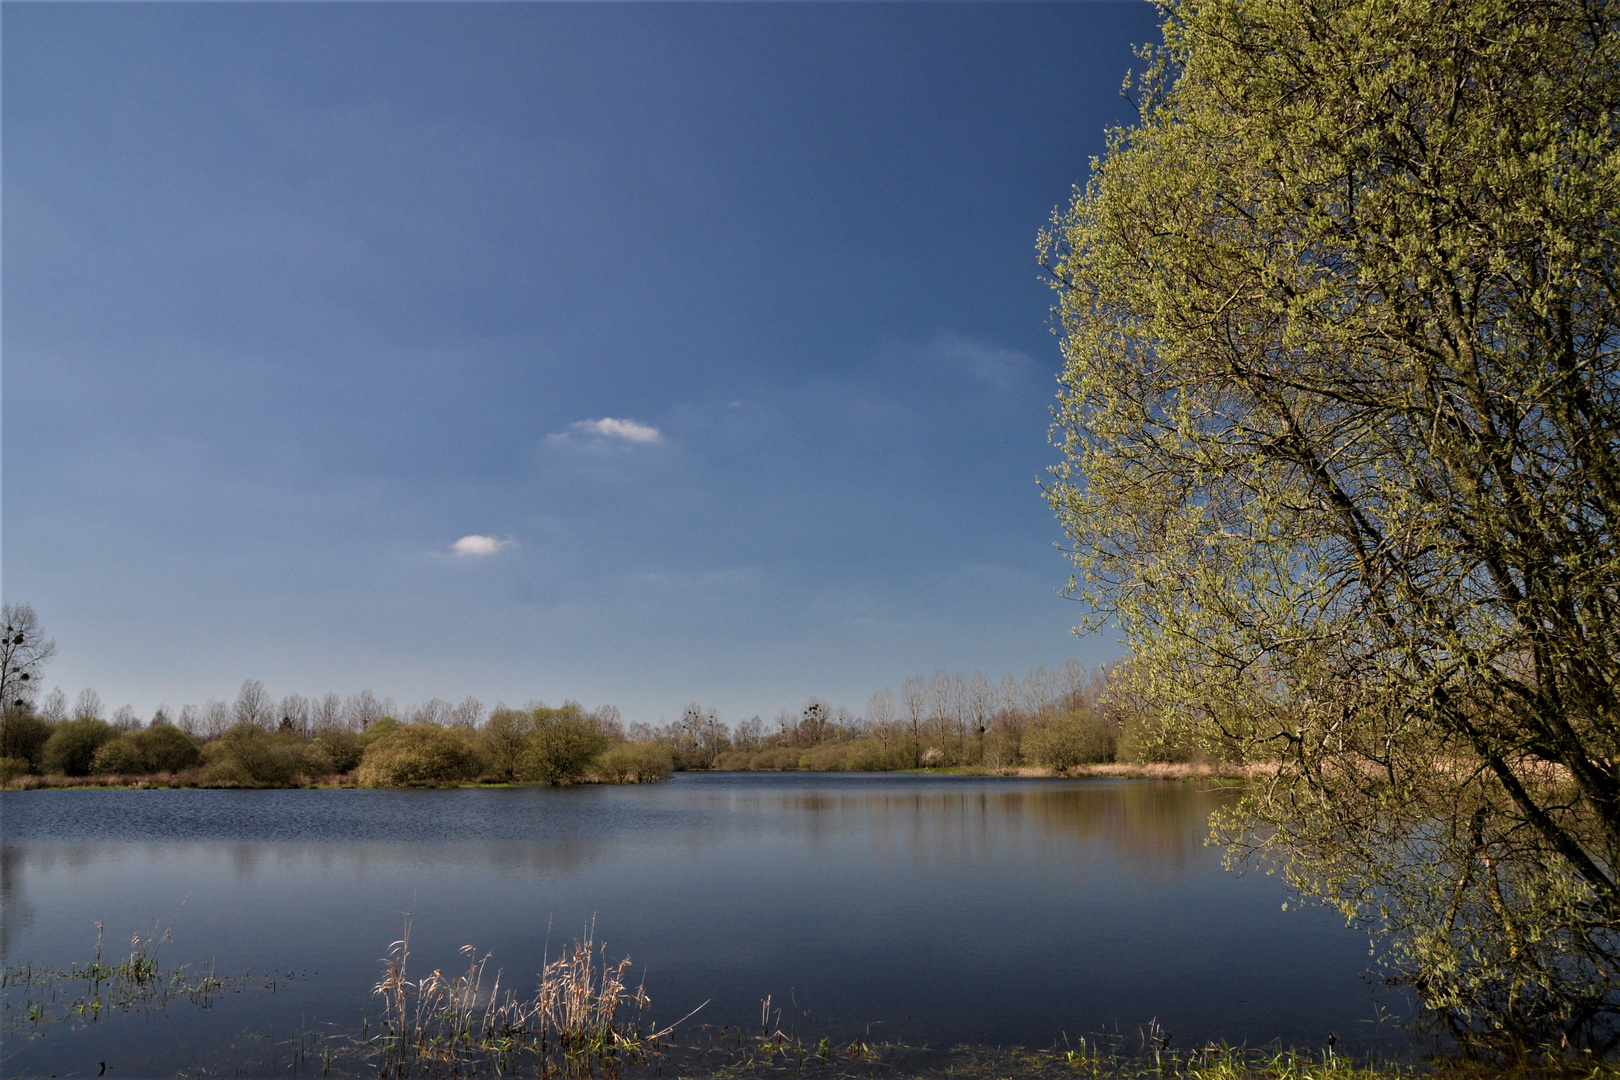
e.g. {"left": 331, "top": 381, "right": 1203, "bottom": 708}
{"left": 770, "top": 781, "right": 1235, "bottom": 879}
{"left": 0, "top": 843, "right": 34, "bottom": 958}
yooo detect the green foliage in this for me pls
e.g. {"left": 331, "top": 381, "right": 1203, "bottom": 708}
{"left": 0, "top": 708, "right": 53, "bottom": 771}
{"left": 593, "top": 741, "right": 674, "bottom": 783}
{"left": 520, "top": 706, "right": 609, "bottom": 786}
{"left": 41, "top": 718, "right": 115, "bottom": 776}
{"left": 1024, "top": 710, "right": 1115, "bottom": 772}
{"left": 476, "top": 709, "right": 533, "bottom": 782}
{"left": 89, "top": 726, "right": 203, "bottom": 775}
{"left": 201, "top": 723, "right": 327, "bottom": 786}
{"left": 316, "top": 729, "right": 366, "bottom": 774}
{"left": 0, "top": 756, "right": 29, "bottom": 782}
{"left": 1041, "top": 0, "right": 1620, "bottom": 1038}
{"left": 355, "top": 724, "right": 479, "bottom": 787}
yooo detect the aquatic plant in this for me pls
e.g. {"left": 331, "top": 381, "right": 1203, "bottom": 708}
{"left": 371, "top": 916, "right": 703, "bottom": 1077}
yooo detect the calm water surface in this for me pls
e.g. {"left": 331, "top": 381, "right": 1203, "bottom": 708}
{"left": 0, "top": 774, "right": 1407, "bottom": 1075}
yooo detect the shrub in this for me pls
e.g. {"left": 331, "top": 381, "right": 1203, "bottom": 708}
{"left": 316, "top": 729, "right": 366, "bottom": 773}
{"left": 521, "top": 709, "right": 609, "bottom": 786}
{"left": 1025, "top": 710, "right": 1115, "bottom": 772}
{"left": 593, "top": 741, "right": 673, "bottom": 783}
{"left": 0, "top": 757, "right": 30, "bottom": 783}
{"left": 90, "top": 736, "right": 144, "bottom": 774}
{"left": 41, "top": 718, "right": 115, "bottom": 776}
{"left": 1, "top": 709, "right": 54, "bottom": 771}
{"left": 476, "top": 709, "right": 533, "bottom": 782}
{"left": 201, "top": 723, "right": 322, "bottom": 786}
{"left": 355, "top": 724, "right": 478, "bottom": 787}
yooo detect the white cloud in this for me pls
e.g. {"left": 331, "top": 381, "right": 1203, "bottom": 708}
{"left": 451, "top": 534, "right": 512, "bottom": 557}
{"left": 550, "top": 417, "right": 662, "bottom": 445}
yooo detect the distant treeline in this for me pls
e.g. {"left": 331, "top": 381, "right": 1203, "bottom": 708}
{"left": 0, "top": 684, "right": 669, "bottom": 788}
{"left": 0, "top": 659, "right": 1197, "bottom": 789}
{"left": 638, "top": 661, "right": 1191, "bottom": 773}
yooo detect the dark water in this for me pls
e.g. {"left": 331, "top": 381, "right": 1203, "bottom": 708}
{"left": 0, "top": 774, "right": 1408, "bottom": 1075}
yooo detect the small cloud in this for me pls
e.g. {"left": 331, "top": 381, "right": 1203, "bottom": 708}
{"left": 550, "top": 417, "right": 662, "bottom": 445}
{"left": 451, "top": 534, "right": 512, "bottom": 558}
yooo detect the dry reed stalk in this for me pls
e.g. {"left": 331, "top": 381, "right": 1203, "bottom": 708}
{"left": 372, "top": 918, "right": 702, "bottom": 1077}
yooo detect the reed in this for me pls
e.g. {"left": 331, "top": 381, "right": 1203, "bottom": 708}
{"left": 372, "top": 916, "right": 703, "bottom": 1077}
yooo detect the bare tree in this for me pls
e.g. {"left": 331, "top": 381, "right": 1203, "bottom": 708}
{"left": 452, "top": 696, "right": 486, "bottom": 729}
{"left": 591, "top": 704, "right": 623, "bottom": 740}
{"left": 39, "top": 689, "right": 68, "bottom": 723}
{"left": 74, "top": 689, "right": 105, "bottom": 722}
{"left": 344, "top": 690, "right": 383, "bottom": 731}
{"left": 150, "top": 704, "right": 172, "bottom": 727}
{"left": 177, "top": 703, "right": 200, "bottom": 736}
{"left": 112, "top": 705, "right": 141, "bottom": 732}
{"left": 1022, "top": 666, "right": 1052, "bottom": 719}
{"left": 313, "top": 692, "right": 344, "bottom": 732}
{"left": 969, "top": 671, "right": 992, "bottom": 764}
{"left": 279, "top": 693, "right": 311, "bottom": 735}
{"left": 733, "top": 716, "right": 764, "bottom": 750}
{"left": 900, "top": 676, "right": 926, "bottom": 769}
{"left": 234, "top": 680, "right": 274, "bottom": 729}
{"left": 202, "top": 698, "right": 230, "bottom": 738}
{"left": 0, "top": 603, "right": 56, "bottom": 711}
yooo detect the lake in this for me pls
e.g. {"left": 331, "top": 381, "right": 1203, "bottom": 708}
{"left": 0, "top": 773, "right": 1409, "bottom": 1075}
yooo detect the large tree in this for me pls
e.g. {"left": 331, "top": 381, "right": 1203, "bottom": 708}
{"left": 0, "top": 603, "right": 56, "bottom": 712}
{"left": 1041, "top": 0, "right": 1620, "bottom": 1042}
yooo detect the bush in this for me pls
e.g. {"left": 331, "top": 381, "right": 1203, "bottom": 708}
{"left": 521, "top": 709, "right": 609, "bottom": 786}
{"left": 42, "top": 718, "right": 115, "bottom": 776}
{"left": 476, "top": 710, "right": 533, "bottom": 782}
{"left": 1, "top": 709, "right": 54, "bottom": 771}
{"left": 1025, "top": 710, "right": 1115, "bottom": 772}
{"left": 316, "top": 729, "right": 366, "bottom": 773}
{"left": 201, "top": 723, "right": 324, "bottom": 786}
{"left": 355, "top": 724, "right": 478, "bottom": 787}
{"left": 90, "top": 735, "right": 144, "bottom": 774}
{"left": 593, "top": 741, "right": 673, "bottom": 783}
{"left": 0, "top": 757, "right": 30, "bottom": 783}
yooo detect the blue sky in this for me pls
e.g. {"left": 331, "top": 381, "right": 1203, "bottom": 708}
{"left": 4, "top": 2, "right": 1158, "bottom": 725}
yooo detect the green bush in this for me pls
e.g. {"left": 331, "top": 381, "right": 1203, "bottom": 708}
{"left": 42, "top": 718, "right": 115, "bottom": 776}
{"left": 476, "top": 709, "right": 533, "bottom": 782}
{"left": 355, "top": 724, "right": 478, "bottom": 787}
{"left": 316, "top": 729, "right": 366, "bottom": 773}
{"left": 201, "top": 723, "right": 324, "bottom": 786}
{"left": 1, "top": 709, "right": 54, "bottom": 771}
{"left": 1025, "top": 710, "right": 1115, "bottom": 772}
{"left": 593, "top": 741, "right": 673, "bottom": 783}
{"left": 0, "top": 757, "right": 30, "bottom": 783}
{"left": 90, "top": 736, "right": 144, "bottom": 774}
{"left": 520, "top": 709, "right": 609, "bottom": 786}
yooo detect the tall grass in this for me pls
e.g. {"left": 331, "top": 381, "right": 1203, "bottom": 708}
{"left": 373, "top": 916, "right": 703, "bottom": 1077}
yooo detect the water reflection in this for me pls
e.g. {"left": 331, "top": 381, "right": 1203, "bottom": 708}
{"left": 0, "top": 775, "right": 1397, "bottom": 1074}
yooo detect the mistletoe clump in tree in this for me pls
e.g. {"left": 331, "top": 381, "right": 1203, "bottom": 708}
{"left": 1042, "top": 0, "right": 1620, "bottom": 1045}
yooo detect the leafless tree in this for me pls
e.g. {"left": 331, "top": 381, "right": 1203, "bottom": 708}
{"left": 0, "top": 603, "right": 56, "bottom": 711}
{"left": 279, "top": 693, "right": 311, "bottom": 735}
{"left": 313, "top": 692, "right": 344, "bottom": 731}
{"left": 733, "top": 715, "right": 764, "bottom": 750}
{"left": 452, "top": 696, "right": 486, "bottom": 729}
{"left": 344, "top": 690, "right": 383, "bottom": 731}
{"left": 900, "top": 676, "right": 926, "bottom": 768}
{"left": 150, "top": 704, "right": 172, "bottom": 727}
{"left": 234, "top": 680, "right": 274, "bottom": 729}
{"left": 74, "top": 689, "right": 105, "bottom": 722}
{"left": 1022, "top": 666, "right": 1052, "bottom": 719}
{"left": 969, "top": 671, "right": 992, "bottom": 764}
{"left": 39, "top": 689, "right": 68, "bottom": 723}
{"left": 177, "top": 703, "right": 200, "bottom": 736}
{"left": 591, "top": 704, "right": 623, "bottom": 740}
{"left": 202, "top": 698, "right": 230, "bottom": 738}
{"left": 112, "top": 705, "right": 141, "bottom": 732}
